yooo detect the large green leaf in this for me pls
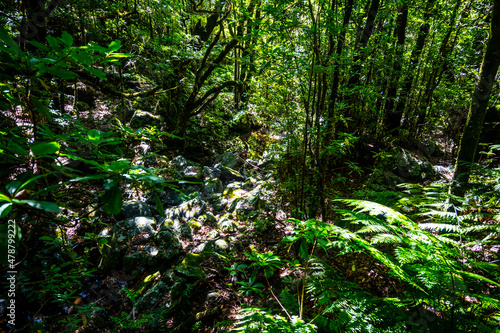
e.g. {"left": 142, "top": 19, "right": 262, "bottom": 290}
{"left": 45, "top": 66, "right": 78, "bottom": 80}
{"left": 6, "top": 181, "right": 21, "bottom": 196}
{"left": 88, "top": 129, "right": 101, "bottom": 143}
{"left": 0, "top": 203, "right": 12, "bottom": 218}
{"left": 107, "top": 40, "right": 122, "bottom": 52}
{"left": 101, "top": 186, "right": 123, "bottom": 215}
{"left": 19, "top": 200, "right": 60, "bottom": 213}
{"left": 30, "top": 141, "right": 60, "bottom": 157}
{"left": 0, "top": 193, "right": 11, "bottom": 202}
{"left": 0, "top": 28, "right": 22, "bottom": 56}
{"left": 85, "top": 66, "right": 107, "bottom": 80}
{"left": 60, "top": 31, "right": 73, "bottom": 46}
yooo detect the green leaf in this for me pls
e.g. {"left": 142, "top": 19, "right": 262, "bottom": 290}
{"left": 6, "top": 181, "right": 21, "bottom": 196}
{"left": 0, "top": 203, "right": 12, "bottom": 218}
{"left": 106, "top": 53, "right": 132, "bottom": 58}
{"left": 22, "top": 200, "right": 60, "bottom": 213}
{"left": 88, "top": 129, "right": 101, "bottom": 143}
{"left": 103, "top": 178, "right": 119, "bottom": 190}
{"left": 39, "top": 236, "right": 54, "bottom": 241}
{"left": 299, "top": 240, "right": 309, "bottom": 260}
{"left": 88, "top": 41, "right": 108, "bottom": 53}
{"left": 16, "top": 173, "right": 49, "bottom": 194}
{"left": 7, "top": 141, "right": 29, "bottom": 156}
{"left": 0, "top": 192, "right": 11, "bottom": 202}
{"left": 71, "top": 174, "right": 108, "bottom": 182}
{"left": 101, "top": 186, "right": 123, "bottom": 215}
{"left": 28, "top": 40, "right": 50, "bottom": 51}
{"left": 0, "top": 28, "right": 22, "bottom": 56}
{"left": 60, "top": 31, "right": 73, "bottom": 46}
{"left": 107, "top": 40, "right": 122, "bottom": 52}
{"left": 30, "top": 141, "right": 60, "bottom": 157}
{"left": 46, "top": 35, "right": 62, "bottom": 51}
{"left": 45, "top": 66, "right": 78, "bottom": 80}
{"left": 84, "top": 66, "right": 107, "bottom": 80}
{"left": 154, "top": 192, "right": 165, "bottom": 218}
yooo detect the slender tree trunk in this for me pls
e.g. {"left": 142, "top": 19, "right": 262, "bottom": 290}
{"left": 384, "top": 4, "right": 408, "bottom": 129}
{"left": 386, "top": 0, "right": 436, "bottom": 132}
{"left": 325, "top": 0, "right": 354, "bottom": 139}
{"left": 451, "top": 0, "right": 500, "bottom": 196}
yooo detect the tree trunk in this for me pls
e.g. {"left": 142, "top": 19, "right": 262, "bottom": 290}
{"left": 451, "top": 0, "right": 500, "bottom": 196}
{"left": 386, "top": 0, "right": 436, "bottom": 132}
{"left": 383, "top": 4, "right": 408, "bottom": 129}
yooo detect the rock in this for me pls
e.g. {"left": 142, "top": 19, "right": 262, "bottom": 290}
{"left": 206, "top": 291, "right": 220, "bottom": 302}
{"left": 219, "top": 165, "right": 245, "bottom": 181}
{"left": 163, "top": 189, "right": 182, "bottom": 206}
{"left": 199, "top": 212, "right": 216, "bottom": 224}
{"left": 214, "top": 239, "right": 229, "bottom": 251}
{"left": 219, "top": 152, "right": 238, "bottom": 168}
{"left": 171, "top": 155, "right": 187, "bottom": 170}
{"left": 155, "top": 225, "right": 182, "bottom": 261}
{"left": 203, "top": 166, "right": 221, "bottom": 178}
{"left": 164, "top": 197, "right": 206, "bottom": 221}
{"left": 161, "top": 219, "right": 192, "bottom": 239}
{"left": 175, "top": 255, "right": 205, "bottom": 278}
{"left": 387, "top": 147, "right": 436, "bottom": 183}
{"left": 217, "top": 215, "right": 238, "bottom": 232}
{"left": 204, "top": 176, "right": 223, "bottom": 196}
{"left": 122, "top": 201, "right": 153, "bottom": 218}
{"left": 129, "top": 110, "right": 161, "bottom": 128}
{"left": 183, "top": 165, "right": 202, "bottom": 180}
{"left": 115, "top": 217, "right": 157, "bottom": 240}
{"left": 135, "top": 281, "right": 169, "bottom": 312}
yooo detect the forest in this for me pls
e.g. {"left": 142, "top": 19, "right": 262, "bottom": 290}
{"left": 1, "top": 0, "right": 500, "bottom": 331}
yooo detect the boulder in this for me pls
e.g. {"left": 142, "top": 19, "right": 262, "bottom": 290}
{"left": 203, "top": 166, "right": 221, "bottom": 178}
{"left": 100, "top": 217, "right": 157, "bottom": 271}
{"left": 183, "top": 165, "right": 202, "bottom": 180}
{"left": 122, "top": 201, "right": 153, "bottom": 218}
{"left": 218, "top": 165, "right": 245, "bottom": 181}
{"left": 219, "top": 152, "right": 238, "bottom": 168}
{"left": 164, "top": 197, "right": 206, "bottom": 221}
{"left": 217, "top": 215, "right": 238, "bottom": 232}
{"left": 387, "top": 147, "right": 436, "bottom": 183}
{"left": 155, "top": 225, "right": 182, "bottom": 261}
{"left": 203, "top": 176, "right": 223, "bottom": 196}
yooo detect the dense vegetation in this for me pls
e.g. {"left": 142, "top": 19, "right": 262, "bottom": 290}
{"left": 1, "top": 0, "right": 500, "bottom": 332}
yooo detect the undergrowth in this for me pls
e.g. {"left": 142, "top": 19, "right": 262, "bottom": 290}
{"left": 234, "top": 170, "right": 500, "bottom": 333}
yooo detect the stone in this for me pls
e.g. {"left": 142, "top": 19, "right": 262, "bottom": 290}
{"left": 163, "top": 189, "right": 182, "bottom": 206}
{"left": 183, "top": 165, "right": 202, "bottom": 180}
{"left": 217, "top": 216, "right": 238, "bottom": 232}
{"left": 387, "top": 147, "right": 436, "bottom": 183}
{"left": 155, "top": 225, "right": 182, "bottom": 261}
{"left": 204, "top": 176, "right": 223, "bottom": 196}
{"left": 164, "top": 197, "right": 206, "bottom": 221}
{"left": 214, "top": 239, "right": 229, "bottom": 251}
{"left": 219, "top": 165, "right": 245, "bottom": 181}
{"left": 122, "top": 201, "right": 153, "bottom": 218}
{"left": 219, "top": 152, "right": 238, "bottom": 168}
{"left": 115, "top": 217, "right": 157, "bottom": 240}
{"left": 135, "top": 281, "right": 169, "bottom": 312}
{"left": 203, "top": 166, "right": 221, "bottom": 178}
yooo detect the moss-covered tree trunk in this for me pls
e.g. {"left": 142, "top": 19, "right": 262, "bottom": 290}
{"left": 451, "top": 0, "right": 500, "bottom": 196}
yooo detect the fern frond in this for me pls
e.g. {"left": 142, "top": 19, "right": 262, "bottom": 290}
{"left": 419, "top": 223, "right": 459, "bottom": 233}
{"left": 371, "top": 233, "right": 402, "bottom": 244}
{"left": 357, "top": 224, "right": 390, "bottom": 234}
